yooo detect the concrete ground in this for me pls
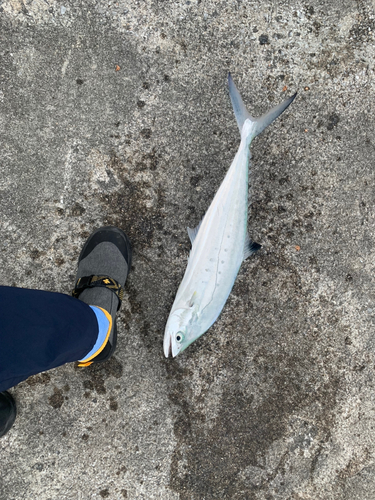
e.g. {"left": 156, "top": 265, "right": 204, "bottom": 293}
{"left": 0, "top": 0, "right": 374, "bottom": 498}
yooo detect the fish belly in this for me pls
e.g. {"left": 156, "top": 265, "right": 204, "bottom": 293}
{"left": 178, "top": 158, "right": 249, "bottom": 334}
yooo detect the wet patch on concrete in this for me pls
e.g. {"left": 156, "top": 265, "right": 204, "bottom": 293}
{"left": 26, "top": 373, "right": 51, "bottom": 386}
{"left": 77, "top": 356, "right": 123, "bottom": 395}
{"left": 168, "top": 351, "right": 340, "bottom": 499}
{"left": 48, "top": 387, "right": 64, "bottom": 409}
{"left": 100, "top": 153, "right": 166, "bottom": 248}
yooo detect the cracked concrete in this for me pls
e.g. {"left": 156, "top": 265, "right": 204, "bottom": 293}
{"left": 0, "top": 0, "right": 375, "bottom": 499}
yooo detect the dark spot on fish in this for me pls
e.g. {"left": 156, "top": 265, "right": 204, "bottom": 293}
{"left": 259, "top": 34, "right": 269, "bottom": 45}
{"left": 345, "top": 274, "right": 353, "bottom": 282}
{"left": 164, "top": 74, "right": 170, "bottom": 82}
{"left": 82, "top": 434, "right": 89, "bottom": 441}
{"left": 76, "top": 79, "right": 84, "bottom": 85}
{"left": 345, "top": 337, "right": 352, "bottom": 345}
{"left": 137, "top": 100, "right": 146, "bottom": 108}
{"left": 121, "top": 490, "right": 128, "bottom": 498}
{"left": 99, "top": 489, "right": 110, "bottom": 498}
{"left": 143, "top": 82, "right": 150, "bottom": 89}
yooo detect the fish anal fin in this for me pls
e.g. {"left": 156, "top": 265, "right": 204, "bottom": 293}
{"left": 187, "top": 219, "right": 203, "bottom": 245}
{"left": 243, "top": 234, "right": 262, "bottom": 260}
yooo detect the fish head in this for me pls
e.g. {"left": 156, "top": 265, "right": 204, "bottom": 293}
{"left": 163, "top": 307, "right": 198, "bottom": 358}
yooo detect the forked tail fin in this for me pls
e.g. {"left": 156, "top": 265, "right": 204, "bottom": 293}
{"left": 228, "top": 73, "right": 296, "bottom": 137}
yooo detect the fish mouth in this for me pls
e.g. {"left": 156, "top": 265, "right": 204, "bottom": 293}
{"left": 163, "top": 333, "right": 172, "bottom": 358}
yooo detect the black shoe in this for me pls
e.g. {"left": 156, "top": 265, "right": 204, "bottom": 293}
{"left": 72, "top": 227, "right": 132, "bottom": 365}
{"left": 0, "top": 391, "right": 17, "bottom": 437}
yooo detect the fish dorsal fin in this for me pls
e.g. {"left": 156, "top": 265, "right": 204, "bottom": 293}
{"left": 243, "top": 233, "right": 262, "bottom": 260}
{"left": 187, "top": 220, "right": 202, "bottom": 245}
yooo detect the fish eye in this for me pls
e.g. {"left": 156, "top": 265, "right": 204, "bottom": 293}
{"left": 176, "top": 332, "right": 184, "bottom": 343}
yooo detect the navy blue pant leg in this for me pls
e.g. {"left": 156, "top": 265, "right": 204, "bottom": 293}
{"left": 0, "top": 286, "right": 98, "bottom": 391}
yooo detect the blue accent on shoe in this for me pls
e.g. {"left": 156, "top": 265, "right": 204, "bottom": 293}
{"left": 79, "top": 306, "right": 110, "bottom": 362}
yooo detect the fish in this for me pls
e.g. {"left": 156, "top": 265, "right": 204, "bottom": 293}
{"left": 164, "top": 74, "right": 296, "bottom": 357}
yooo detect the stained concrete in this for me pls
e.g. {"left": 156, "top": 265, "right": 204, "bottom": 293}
{"left": 0, "top": 0, "right": 375, "bottom": 499}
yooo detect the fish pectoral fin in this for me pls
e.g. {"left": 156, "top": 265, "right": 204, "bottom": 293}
{"left": 188, "top": 291, "right": 197, "bottom": 308}
{"left": 187, "top": 219, "right": 203, "bottom": 245}
{"left": 243, "top": 233, "right": 262, "bottom": 260}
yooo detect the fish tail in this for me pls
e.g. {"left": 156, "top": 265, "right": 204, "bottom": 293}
{"left": 228, "top": 73, "right": 296, "bottom": 137}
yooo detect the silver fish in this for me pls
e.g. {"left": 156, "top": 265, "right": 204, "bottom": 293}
{"left": 164, "top": 74, "right": 296, "bottom": 357}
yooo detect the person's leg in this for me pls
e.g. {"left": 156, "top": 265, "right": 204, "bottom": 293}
{"left": 0, "top": 286, "right": 99, "bottom": 392}
{"left": 0, "top": 226, "right": 131, "bottom": 437}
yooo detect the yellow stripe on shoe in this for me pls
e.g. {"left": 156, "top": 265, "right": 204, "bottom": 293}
{"left": 77, "top": 306, "right": 112, "bottom": 367}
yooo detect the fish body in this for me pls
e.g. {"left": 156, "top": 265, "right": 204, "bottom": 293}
{"left": 164, "top": 75, "right": 296, "bottom": 357}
